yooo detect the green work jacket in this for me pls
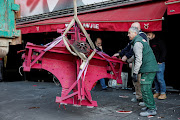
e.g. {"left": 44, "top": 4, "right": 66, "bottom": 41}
{"left": 131, "top": 35, "right": 159, "bottom": 73}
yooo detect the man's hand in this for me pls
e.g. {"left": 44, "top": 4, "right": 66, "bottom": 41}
{"left": 132, "top": 73, "right": 138, "bottom": 82}
{"left": 122, "top": 56, "right": 127, "bottom": 62}
{"left": 99, "top": 46, "right": 103, "bottom": 50}
{"left": 113, "top": 53, "right": 119, "bottom": 57}
{"left": 129, "top": 63, "right": 132, "bottom": 69}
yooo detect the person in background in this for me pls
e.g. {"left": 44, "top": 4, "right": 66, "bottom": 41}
{"left": 128, "top": 27, "right": 159, "bottom": 117}
{"left": 147, "top": 32, "right": 167, "bottom": 100}
{"left": 95, "top": 38, "right": 108, "bottom": 90}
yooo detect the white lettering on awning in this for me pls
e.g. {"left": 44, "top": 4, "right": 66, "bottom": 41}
{"left": 65, "top": 23, "right": 99, "bottom": 30}
{"left": 36, "top": 26, "right": 39, "bottom": 31}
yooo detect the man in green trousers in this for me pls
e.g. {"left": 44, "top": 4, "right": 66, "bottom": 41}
{"left": 128, "top": 27, "right": 159, "bottom": 117}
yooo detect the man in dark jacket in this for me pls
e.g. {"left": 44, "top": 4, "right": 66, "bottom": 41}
{"left": 147, "top": 32, "right": 167, "bottom": 100}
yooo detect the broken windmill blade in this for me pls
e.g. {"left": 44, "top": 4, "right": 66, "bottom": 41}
{"left": 21, "top": 0, "right": 126, "bottom": 108}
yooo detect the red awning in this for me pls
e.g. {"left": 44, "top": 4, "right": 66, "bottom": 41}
{"left": 165, "top": 0, "right": 180, "bottom": 15}
{"left": 17, "top": 1, "right": 167, "bottom": 34}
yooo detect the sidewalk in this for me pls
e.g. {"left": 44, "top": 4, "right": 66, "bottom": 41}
{"left": 0, "top": 81, "right": 179, "bottom": 120}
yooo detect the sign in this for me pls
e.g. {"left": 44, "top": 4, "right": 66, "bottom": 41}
{"left": 65, "top": 23, "right": 99, "bottom": 30}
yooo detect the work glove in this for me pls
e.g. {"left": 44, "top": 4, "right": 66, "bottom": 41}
{"left": 132, "top": 73, "right": 138, "bottom": 82}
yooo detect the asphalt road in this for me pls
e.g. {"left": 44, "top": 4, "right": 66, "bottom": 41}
{"left": 0, "top": 81, "right": 180, "bottom": 120}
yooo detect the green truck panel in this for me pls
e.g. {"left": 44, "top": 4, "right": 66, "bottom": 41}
{"left": 0, "top": 0, "right": 21, "bottom": 38}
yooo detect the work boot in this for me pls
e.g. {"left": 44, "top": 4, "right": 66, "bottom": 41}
{"left": 158, "top": 94, "right": 167, "bottom": 100}
{"left": 153, "top": 93, "right": 160, "bottom": 98}
{"left": 140, "top": 109, "right": 157, "bottom": 117}
{"left": 139, "top": 102, "right": 145, "bottom": 107}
